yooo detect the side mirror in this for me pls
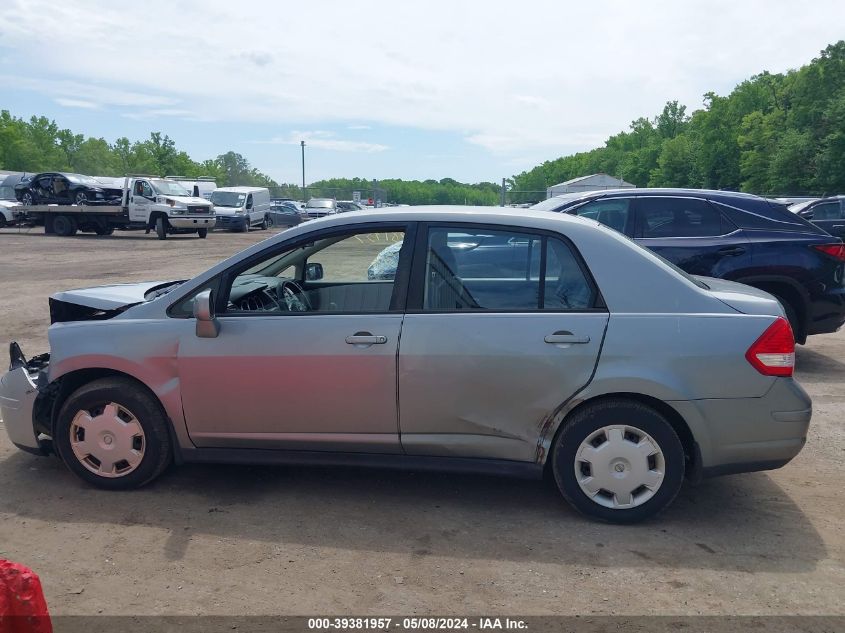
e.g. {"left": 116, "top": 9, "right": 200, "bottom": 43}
{"left": 193, "top": 289, "right": 220, "bottom": 338}
{"left": 305, "top": 262, "right": 324, "bottom": 281}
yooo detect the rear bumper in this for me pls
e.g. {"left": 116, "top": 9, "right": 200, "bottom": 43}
{"left": 807, "top": 284, "right": 845, "bottom": 335}
{"left": 169, "top": 216, "right": 215, "bottom": 229}
{"left": 0, "top": 367, "right": 40, "bottom": 452}
{"left": 672, "top": 378, "right": 811, "bottom": 477}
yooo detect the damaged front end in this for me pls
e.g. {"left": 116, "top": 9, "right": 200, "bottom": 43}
{"left": 1, "top": 342, "right": 52, "bottom": 455}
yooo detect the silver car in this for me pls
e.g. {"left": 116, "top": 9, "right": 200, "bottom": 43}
{"left": 0, "top": 207, "right": 811, "bottom": 523}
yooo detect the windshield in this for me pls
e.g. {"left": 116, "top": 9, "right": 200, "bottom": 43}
{"left": 530, "top": 193, "right": 589, "bottom": 212}
{"left": 211, "top": 191, "right": 247, "bottom": 207}
{"left": 307, "top": 199, "right": 334, "bottom": 208}
{"left": 65, "top": 174, "right": 102, "bottom": 186}
{"left": 788, "top": 200, "right": 816, "bottom": 214}
{"left": 151, "top": 179, "right": 190, "bottom": 196}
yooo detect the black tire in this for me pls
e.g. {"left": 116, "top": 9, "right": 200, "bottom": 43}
{"left": 197, "top": 228, "right": 208, "bottom": 239}
{"left": 21, "top": 192, "right": 35, "bottom": 205}
{"left": 74, "top": 191, "right": 88, "bottom": 206}
{"left": 260, "top": 216, "right": 268, "bottom": 230}
{"left": 238, "top": 221, "right": 249, "bottom": 233}
{"left": 155, "top": 216, "right": 167, "bottom": 240}
{"left": 551, "top": 398, "right": 685, "bottom": 524}
{"left": 53, "top": 214, "right": 77, "bottom": 237}
{"left": 53, "top": 377, "right": 173, "bottom": 490}
{"left": 95, "top": 225, "right": 114, "bottom": 236}
{"left": 266, "top": 215, "right": 275, "bottom": 228}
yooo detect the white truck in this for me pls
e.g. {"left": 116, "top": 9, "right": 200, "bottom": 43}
{"left": 17, "top": 176, "right": 215, "bottom": 239}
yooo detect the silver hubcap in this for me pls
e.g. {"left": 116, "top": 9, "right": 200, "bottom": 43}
{"left": 69, "top": 403, "right": 145, "bottom": 478}
{"left": 574, "top": 425, "right": 665, "bottom": 509}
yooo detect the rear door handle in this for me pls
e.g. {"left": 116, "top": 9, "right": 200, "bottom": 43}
{"left": 545, "top": 331, "right": 590, "bottom": 345}
{"left": 717, "top": 246, "right": 746, "bottom": 256}
{"left": 345, "top": 332, "right": 388, "bottom": 345}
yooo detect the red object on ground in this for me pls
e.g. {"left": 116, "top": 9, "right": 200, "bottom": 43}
{"left": 0, "top": 560, "right": 52, "bottom": 633}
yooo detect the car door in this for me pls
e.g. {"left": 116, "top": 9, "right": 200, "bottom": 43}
{"left": 129, "top": 180, "right": 153, "bottom": 222}
{"left": 398, "top": 223, "right": 608, "bottom": 462}
{"left": 633, "top": 196, "right": 752, "bottom": 279}
{"left": 175, "top": 223, "right": 413, "bottom": 453}
{"left": 34, "top": 175, "right": 54, "bottom": 204}
{"left": 806, "top": 201, "right": 845, "bottom": 239}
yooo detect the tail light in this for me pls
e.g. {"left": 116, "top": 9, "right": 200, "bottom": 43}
{"left": 812, "top": 243, "right": 845, "bottom": 262}
{"left": 745, "top": 317, "right": 795, "bottom": 377}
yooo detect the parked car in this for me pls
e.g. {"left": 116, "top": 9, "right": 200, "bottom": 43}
{"left": 0, "top": 174, "right": 27, "bottom": 227}
{"left": 211, "top": 186, "right": 271, "bottom": 232}
{"left": 267, "top": 202, "right": 303, "bottom": 228}
{"left": 789, "top": 196, "right": 845, "bottom": 240}
{"left": 533, "top": 188, "right": 845, "bottom": 343}
{"left": 304, "top": 198, "right": 337, "bottom": 218}
{"left": 0, "top": 207, "right": 810, "bottom": 523}
{"left": 14, "top": 172, "right": 122, "bottom": 206}
{"left": 337, "top": 200, "right": 364, "bottom": 212}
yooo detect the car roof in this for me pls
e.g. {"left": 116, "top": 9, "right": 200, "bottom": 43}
{"left": 545, "top": 187, "right": 766, "bottom": 204}
{"left": 213, "top": 186, "right": 268, "bottom": 193}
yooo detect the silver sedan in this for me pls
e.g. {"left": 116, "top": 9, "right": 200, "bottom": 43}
{"left": 0, "top": 207, "right": 811, "bottom": 523}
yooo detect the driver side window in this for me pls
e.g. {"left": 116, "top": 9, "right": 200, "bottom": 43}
{"left": 223, "top": 228, "right": 408, "bottom": 315}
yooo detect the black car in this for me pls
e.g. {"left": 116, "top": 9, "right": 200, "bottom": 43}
{"left": 267, "top": 202, "right": 303, "bottom": 228}
{"left": 533, "top": 188, "right": 845, "bottom": 343}
{"left": 14, "top": 172, "right": 122, "bottom": 206}
{"left": 790, "top": 196, "right": 845, "bottom": 240}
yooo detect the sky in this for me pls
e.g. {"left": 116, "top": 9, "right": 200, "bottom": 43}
{"left": 1, "top": 0, "right": 843, "bottom": 185}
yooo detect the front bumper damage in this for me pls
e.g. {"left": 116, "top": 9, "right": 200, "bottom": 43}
{"left": 0, "top": 343, "right": 50, "bottom": 455}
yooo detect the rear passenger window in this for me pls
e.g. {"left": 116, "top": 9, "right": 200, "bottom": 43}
{"left": 573, "top": 198, "right": 632, "bottom": 234}
{"left": 422, "top": 227, "right": 597, "bottom": 312}
{"left": 811, "top": 202, "right": 842, "bottom": 221}
{"left": 639, "top": 198, "right": 726, "bottom": 238}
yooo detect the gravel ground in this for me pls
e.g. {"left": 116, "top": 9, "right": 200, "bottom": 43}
{"left": 0, "top": 226, "right": 843, "bottom": 616}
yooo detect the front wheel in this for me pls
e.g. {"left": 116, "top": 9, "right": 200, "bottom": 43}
{"left": 197, "top": 228, "right": 208, "bottom": 239}
{"left": 54, "top": 377, "right": 173, "bottom": 489}
{"left": 552, "top": 399, "right": 685, "bottom": 523}
{"left": 22, "top": 192, "right": 34, "bottom": 205}
{"left": 74, "top": 191, "right": 88, "bottom": 206}
{"left": 155, "top": 216, "right": 167, "bottom": 240}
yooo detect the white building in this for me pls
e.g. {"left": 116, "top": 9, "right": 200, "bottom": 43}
{"left": 546, "top": 173, "right": 635, "bottom": 198}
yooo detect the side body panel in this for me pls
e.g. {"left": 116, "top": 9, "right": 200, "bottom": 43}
{"left": 398, "top": 312, "right": 608, "bottom": 461}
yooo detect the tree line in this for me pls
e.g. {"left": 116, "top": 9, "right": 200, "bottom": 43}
{"left": 510, "top": 41, "right": 845, "bottom": 202}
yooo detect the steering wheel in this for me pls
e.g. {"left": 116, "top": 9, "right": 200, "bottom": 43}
{"left": 280, "top": 280, "right": 311, "bottom": 312}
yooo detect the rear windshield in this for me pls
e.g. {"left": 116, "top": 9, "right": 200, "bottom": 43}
{"left": 307, "top": 199, "right": 334, "bottom": 208}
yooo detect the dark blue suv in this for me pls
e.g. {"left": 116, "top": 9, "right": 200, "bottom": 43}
{"left": 533, "top": 188, "right": 845, "bottom": 343}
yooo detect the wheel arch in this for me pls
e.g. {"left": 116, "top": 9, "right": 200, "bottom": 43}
{"left": 541, "top": 392, "right": 698, "bottom": 479}
{"left": 732, "top": 275, "right": 809, "bottom": 342}
{"left": 45, "top": 367, "right": 184, "bottom": 464}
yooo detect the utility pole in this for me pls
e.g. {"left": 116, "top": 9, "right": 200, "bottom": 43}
{"left": 501, "top": 178, "right": 506, "bottom": 206}
{"left": 300, "top": 140, "right": 306, "bottom": 199}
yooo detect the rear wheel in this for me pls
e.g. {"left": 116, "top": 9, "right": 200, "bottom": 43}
{"left": 197, "top": 228, "right": 208, "bottom": 239}
{"left": 53, "top": 214, "right": 78, "bottom": 237}
{"left": 155, "top": 216, "right": 167, "bottom": 240}
{"left": 551, "top": 399, "right": 685, "bottom": 523}
{"left": 260, "top": 215, "right": 268, "bottom": 230}
{"left": 95, "top": 224, "right": 114, "bottom": 236}
{"left": 54, "top": 377, "right": 173, "bottom": 489}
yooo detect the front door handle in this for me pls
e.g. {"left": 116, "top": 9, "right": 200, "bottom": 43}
{"left": 345, "top": 332, "right": 388, "bottom": 345}
{"left": 545, "top": 331, "right": 590, "bottom": 345}
{"left": 717, "top": 246, "right": 746, "bottom": 256}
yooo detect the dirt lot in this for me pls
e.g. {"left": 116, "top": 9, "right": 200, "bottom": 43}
{"left": 0, "top": 226, "right": 843, "bottom": 616}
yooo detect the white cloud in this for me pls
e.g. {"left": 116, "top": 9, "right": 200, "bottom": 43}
{"left": 1, "top": 0, "right": 843, "bottom": 163}
{"left": 261, "top": 131, "right": 388, "bottom": 153}
{"left": 54, "top": 97, "right": 99, "bottom": 109}
{"left": 347, "top": 124, "right": 372, "bottom": 130}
